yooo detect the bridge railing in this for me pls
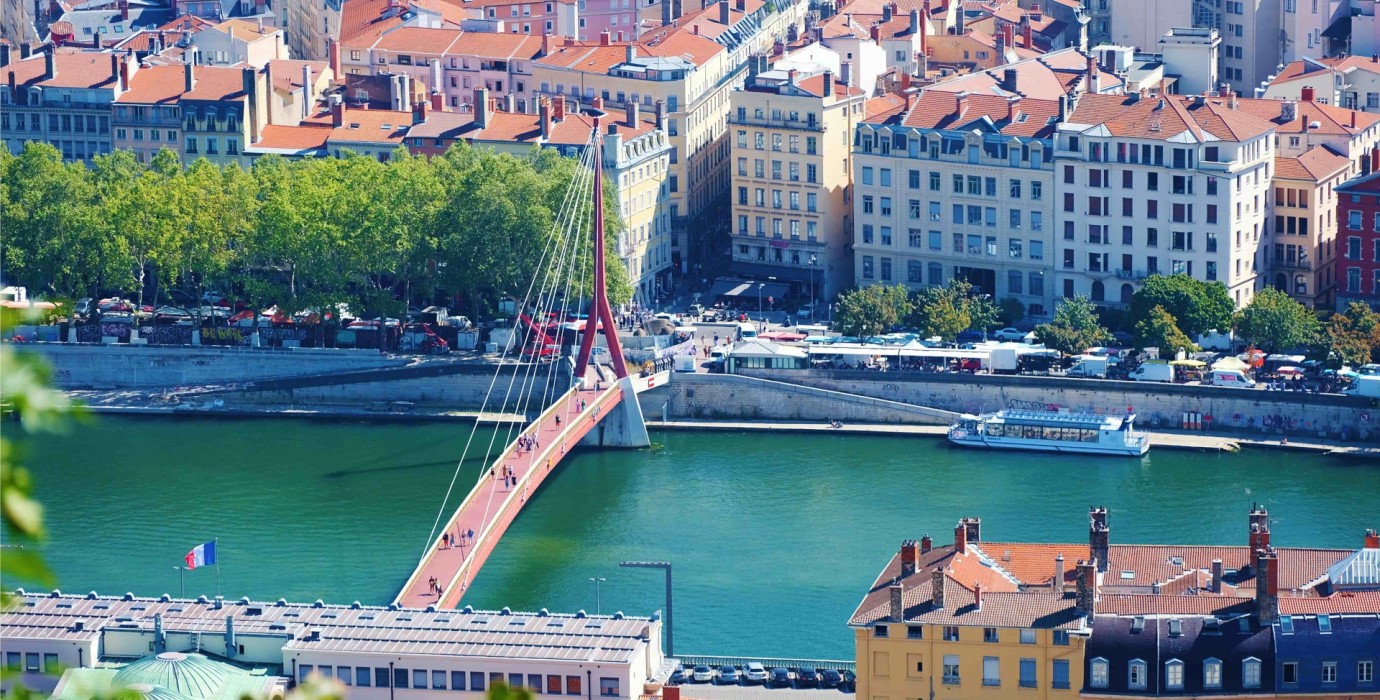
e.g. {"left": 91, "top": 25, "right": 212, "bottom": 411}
{"left": 673, "top": 655, "right": 855, "bottom": 673}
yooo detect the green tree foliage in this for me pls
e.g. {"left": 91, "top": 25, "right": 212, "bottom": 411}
{"left": 833, "top": 284, "right": 913, "bottom": 339}
{"left": 997, "top": 297, "right": 1026, "bottom": 326}
{"left": 1325, "top": 302, "right": 1380, "bottom": 367}
{"left": 0, "top": 141, "right": 631, "bottom": 320}
{"left": 907, "top": 278, "right": 995, "bottom": 340}
{"left": 1234, "top": 287, "right": 1322, "bottom": 352}
{"left": 1135, "top": 305, "right": 1199, "bottom": 358}
{"left": 1129, "top": 274, "right": 1234, "bottom": 339}
{"left": 1035, "top": 294, "right": 1113, "bottom": 355}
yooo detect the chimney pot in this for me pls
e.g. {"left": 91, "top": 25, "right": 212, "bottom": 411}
{"left": 869, "top": 23, "right": 880, "bottom": 42}
{"left": 931, "top": 568, "right": 946, "bottom": 608}
{"left": 953, "top": 520, "right": 967, "bottom": 554}
{"left": 920, "top": 534, "right": 932, "bottom": 554}
{"left": 600, "top": 29, "right": 611, "bottom": 45}
{"left": 1211, "top": 559, "right": 1223, "bottom": 593}
{"left": 1089, "top": 506, "right": 1110, "bottom": 573}
{"left": 1364, "top": 528, "right": 1379, "bottom": 549}
{"left": 44, "top": 47, "right": 55, "bottom": 80}
{"left": 184, "top": 60, "right": 195, "bottom": 92}
{"left": 1301, "top": 85, "right": 1315, "bottom": 102}
{"left": 900, "top": 539, "right": 919, "bottom": 576}
{"left": 555, "top": 97, "right": 566, "bottom": 122}
{"left": 888, "top": 583, "right": 904, "bottom": 622}
{"left": 973, "top": 582, "right": 983, "bottom": 610}
{"left": 474, "top": 87, "right": 491, "bottom": 127}
{"left": 540, "top": 97, "right": 551, "bottom": 140}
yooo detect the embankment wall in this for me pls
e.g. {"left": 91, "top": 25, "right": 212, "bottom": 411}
{"left": 28, "top": 343, "right": 408, "bottom": 389}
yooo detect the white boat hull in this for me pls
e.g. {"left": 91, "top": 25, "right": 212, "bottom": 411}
{"left": 947, "top": 434, "right": 1148, "bottom": 457}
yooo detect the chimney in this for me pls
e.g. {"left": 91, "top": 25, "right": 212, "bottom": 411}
{"left": 693, "top": 25, "right": 700, "bottom": 35}
{"left": 111, "top": 53, "right": 122, "bottom": 88}
{"left": 1030, "top": 2, "right": 1042, "bottom": 20}
{"left": 626, "top": 43, "right": 636, "bottom": 63}
{"left": 1255, "top": 547, "right": 1279, "bottom": 625}
{"left": 430, "top": 90, "right": 444, "bottom": 112}
{"left": 953, "top": 520, "right": 968, "bottom": 554}
{"left": 920, "top": 534, "right": 932, "bottom": 554}
{"left": 20, "top": 42, "right": 33, "bottom": 59}
{"left": 301, "top": 64, "right": 313, "bottom": 120}
{"left": 900, "top": 539, "right": 919, "bottom": 576}
{"left": 822, "top": 70, "right": 833, "bottom": 98}
{"left": 119, "top": 0, "right": 129, "bottom": 20}
{"left": 1006, "top": 94, "right": 1021, "bottom": 121}
{"left": 1023, "top": 21, "right": 1033, "bottom": 49}
{"left": 554, "top": 96, "right": 566, "bottom": 122}
{"left": 1301, "top": 85, "right": 1315, "bottom": 102}
{"left": 1053, "top": 553, "right": 1064, "bottom": 588}
{"left": 44, "top": 47, "right": 55, "bottom": 80}
{"left": 840, "top": 60, "right": 851, "bottom": 86}
{"left": 412, "top": 99, "right": 426, "bottom": 124}
{"left": 1002, "top": 67, "right": 1018, "bottom": 92}
{"left": 331, "top": 95, "right": 344, "bottom": 127}
{"left": 672, "top": 0, "right": 682, "bottom": 19}
{"left": 503, "top": 93, "right": 514, "bottom": 112}
{"left": 954, "top": 90, "right": 969, "bottom": 116}
{"left": 908, "top": 8, "right": 919, "bottom": 33}
{"left": 888, "top": 583, "right": 904, "bottom": 621}
{"left": 600, "top": 29, "right": 611, "bottom": 45}
{"left": 327, "top": 37, "right": 340, "bottom": 79}
{"left": 1248, "top": 503, "right": 1270, "bottom": 552}
{"left": 1086, "top": 53, "right": 1099, "bottom": 93}
{"left": 719, "top": 0, "right": 729, "bottom": 24}
{"left": 540, "top": 97, "right": 551, "bottom": 140}
{"left": 225, "top": 616, "right": 237, "bottom": 658}
{"left": 736, "top": 0, "right": 744, "bottom": 10}
{"left": 474, "top": 87, "right": 491, "bottom": 127}
{"left": 1, "top": 43, "right": 10, "bottom": 67}
{"left": 931, "top": 568, "right": 946, "bottom": 608}
{"left": 869, "top": 23, "right": 880, "bottom": 42}
{"left": 882, "top": 2, "right": 892, "bottom": 21}
{"left": 918, "top": 9, "right": 927, "bottom": 54}
{"left": 995, "top": 27, "right": 1005, "bottom": 58}
{"left": 1366, "top": 528, "right": 1380, "bottom": 549}
{"left": 1074, "top": 559, "right": 1096, "bottom": 619}
{"left": 1090, "top": 506, "right": 1109, "bottom": 573}
{"left": 184, "top": 61, "right": 195, "bottom": 92}
{"left": 964, "top": 517, "right": 981, "bottom": 544}
{"left": 243, "top": 66, "right": 260, "bottom": 142}
{"left": 625, "top": 100, "right": 638, "bottom": 127}
{"left": 1211, "top": 559, "right": 1223, "bottom": 593}
{"left": 1282, "top": 100, "right": 1298, "bottom": 122}
{"left": 786, "top": 68, "right": 797, "bottom": 88}
{"left": 592, "top": 95, "right": 604, "bottom": 111}
{"left": 973, "top": 582, "right": 983, "bottom": 610}
{"left": 653, "top": 98, "right": 664, "bottom": 129}
{"left": 661, "top": 0, "right": 671, "bottom": 25}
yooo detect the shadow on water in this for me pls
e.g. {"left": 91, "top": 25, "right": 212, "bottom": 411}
{"left": 323, "top": 451, "right": 501, "bottom": 479}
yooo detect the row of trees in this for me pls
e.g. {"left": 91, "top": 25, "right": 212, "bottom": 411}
{"left": 832, "top": 273, "right": 1380, "bottom": 365}
{"left": 0, "top": 142, "right": 633, "bottom": 322}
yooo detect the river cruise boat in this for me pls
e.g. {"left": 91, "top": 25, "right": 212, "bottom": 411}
{"left": 947, "top": 409, "right": 1149, "bottom": 456}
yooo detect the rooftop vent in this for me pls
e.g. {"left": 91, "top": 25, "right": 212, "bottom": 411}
{"left": 158, "top": 594, "right": 171, "bottom": 602}
{"left": 195, "top": 595, "right": 208, "bottom": 604}
{"left": 87, "top": 591, "right": 99, "bottom": 600}
{"left": 276, "top": 599, "right": 288, "bottom": 607}
{"left": 351, "top": 601, "right": 363, "bottom": 609}
{"left": 576, "top": 610, "right": 587, "bottom": 619}
{"left": 50, "top": 589, "right": 62, "bottom": 598}
{"left": 462, "top": 606, "right": 474, "bottom": 614}
{"left": 238, "top": 597, "right": 250, "bottom": 605}
{"left": 538, "top": 608, "right": 550, "bottom": 617}
{"left": 500, "top": 607, "right": 511, "bottom": 616}
{"left": 312, "top": 600, "right": 324, "bottom": 608}
{"left": 613, "top": 612, "right": 625, "bottom": 619}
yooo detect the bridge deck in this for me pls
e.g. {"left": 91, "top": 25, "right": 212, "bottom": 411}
{"left": 395, "top": 375, "right": 623, "bottom": 609}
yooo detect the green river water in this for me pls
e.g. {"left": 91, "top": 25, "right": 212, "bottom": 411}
{"left": 20, "top": 416, "right": 1379, "bottom": 659}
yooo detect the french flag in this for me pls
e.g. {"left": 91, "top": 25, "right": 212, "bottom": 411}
{"left": 184, "top": 541, "right": 216, "bottom": 570}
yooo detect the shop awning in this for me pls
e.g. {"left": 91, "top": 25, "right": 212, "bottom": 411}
{"left": 708, "top": 277, "right": 790, "bottom": 301}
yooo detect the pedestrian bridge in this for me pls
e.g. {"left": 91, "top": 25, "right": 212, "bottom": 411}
{"left": 395, "top": 368, "right": 666, "bottom": 609}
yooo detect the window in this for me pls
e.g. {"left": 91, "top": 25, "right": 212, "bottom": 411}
{"left": 1358, "top": 660, "right": 1373, "bottom": 683}
{"left": 600, "top": 678, "right": 619, "bottom": 696}
{"left": 1129, "top": 660, "right": 1147, "bottom": 690}
{"left": 414, "top": 669, "right": 428, "bottom": 688}
{"left": 1319, "top": 614, "right": 1333, "bottom": 633}
{"left": 984, "top": 628, "right": 1000, "bottom": 642}
{"left": 1020, "top": 629, "right": 1036, "bottom": 644}
{"left": 1243, "top": 658, "right": 1262, "bottom": 688}
{"left": 1283, "top": 661, "right": 1299, "bottom": 684}
{"left": 862, "top": 256, "right": 874, "bottom": 279}
{"left": 943, "top": 626, "right": 959, "bottom": 641}
{"left": 1019, "top": 659, "right": 1036, "bottom": 689}
{"left": 1052, "top": 660, "right": 1070, "bottom": 689}
{"left": 983, "top": 657, "right": 1001, "bottom": 686}
{"left": 1165, "top": 659, "right": 1184, "bottom": 690}
{"left": 566, "top": 676, "right": 581, "bottom": 696}
{"left": 394, "top": 668, "right": 410, "bottom": 688}
{"left": 1350, "top": 210, "right": 1363, "bottom": 230}
{"left": 1031, "top": 181, "right": 1042, "bottom": 200}
{"left": 943, "top": 655, "right": 960, "bottom": 684}
{"left": 1281, "top": 615, "right": 1296, "bottom": 634}
{"left": 907, "top": 625, "right": 923, "bottom": 639}
{"left": 42, "top": 654, "right": 58, "bottom": 675}
{"left": 1053, "top": 630, "right": 1069, "bottom": 645}
{"left": 1322, "top": 661, "right": 1337, "bottom": 684}
{"left": 874, "top": 624, "right": 889, "bottom": 637}
{"left": 472, "top": 672, "right": 487, "bottom": 691}
{"left": 300, "top": 665, "right": 314, "bottom": 682}
{"left": 433, "top": 670, "right": 447, "bottom": 689}
{"left": 862, "top": 167, "right": 874, "bottom": 185}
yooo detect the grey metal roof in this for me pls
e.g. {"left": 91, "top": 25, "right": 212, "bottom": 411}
{"left": 2, "top": 593, "right": 654, "bottom": 663}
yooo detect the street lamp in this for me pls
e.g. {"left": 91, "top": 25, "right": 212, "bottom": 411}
{"left": 589, "top": 577, "right": 607, "bottom": 616}
{"left": 619, "top": 561, "right": 674, "bottom": 657}
{"left": 808, "top": 255, "right": 818, "bottom": 322}
{"left": 757, "top": 283, "right": 765, "bottom": 322}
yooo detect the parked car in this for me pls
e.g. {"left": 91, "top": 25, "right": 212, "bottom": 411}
{"left": 820, "top": 669, "right": 844, "bottom": 689}
{"left": 691, "top": 666, "right": 714, "bottom": 683}
{"left": 769, "top": 668, "right": 792, "bottom": 688}
{"left": 795, "top": 668, "right": 820, "bottom": 688}
{"left": 717, "top": 665, "right": 740, "bottom": 685}
{"left": 74, "top": 297, "right": 94, "bottom": 318}
{"left": 993, "top": 327, "right": 1027, "bottom": 341}
{"left": 669, "top": 665, "right": 685, "bottom": 685}
{"left": 796, "top": 303, "right": 818, "bottom": 319}
{"left": 742, "top": 663, "right": 768, "bottom": 685}
{"left": 956, "top": 329, "right": 984, "bottom": 342}
{"left": 689, "top": 303, "right": 705, "bottom": 317}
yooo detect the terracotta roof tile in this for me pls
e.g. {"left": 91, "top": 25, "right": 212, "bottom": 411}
{"left": 1230, "top": 95, "right": 1380, "bottom": 135}
{"left": 157, "top": 14, "right": 214, "bottom": 32}
{"left": 1275, "top": 148, "right": 1350, "bottom": 181}
{"left": 329, "top": 108, "right": 414, "bottom": 142}
{"left": 267, "top": 59, "right": 329, "bottom": 94}
{"left": 251, "top": 124, "right": 332, "bottom": 152}
{"left": 863, "top": 93, "right": 908, "bottom": 121}
{"left": 895, "top": 90, "right": 1061, "bottom": 137}
{"left": 213, "top": 18, "right": 278, "bottom": 38}
{"left": 1270, "top": 55, "right": 1380, "bottom": 86}
{"left": 117, "top": 64, "right": 248, "bottom": 104}
{"left": 1280, "top": 590, "right": 1380, "bottom": 614}
{"left": 451, "top": 30, "right": 543, "bottom": 59}
{"left": 1068, "top": 93, "right": 1276, "bottom": 143}
{"left": 792, "top": 74, "right": 864, "bottom": 98}
{"left": 372, "top": 26, "right": 463, "bottom": 54}
{"left": 2, "top": 48, "right": 117, "bottom": 91}
{"left": 1097, "top": 594, "right": 1255, "bottom": 617}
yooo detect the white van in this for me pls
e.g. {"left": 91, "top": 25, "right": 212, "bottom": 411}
{"left": 1206, "top": 369, "right": 1256, "bottom": 388}
{"left": 738, "top": 322, "right": 758, "bottom": 339}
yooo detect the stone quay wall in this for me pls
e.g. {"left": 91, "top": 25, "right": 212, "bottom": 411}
{"left": 27, "top": 343, "right": 408, "bottom": 389}
{"left": 634, "top": 373, "right": 959, "bottom": 425}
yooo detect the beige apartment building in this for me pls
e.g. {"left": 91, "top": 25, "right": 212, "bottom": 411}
{"left": 281, "top": 0, "right": 341, "bottom": 60}
{"left": 1271, "top": 150, "right": 1348, "bottom": 307}
{"left": 729, "top": 60, "right": 864, "bottom": 300}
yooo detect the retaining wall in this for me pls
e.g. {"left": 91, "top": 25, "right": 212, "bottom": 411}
{"left": 228, "top": 364, "right": 565, "bottom": 409}
{"left": 739, "top": 369, "right": 1374, "bottom": 440}
{"left": 28, "top": 343, "right": 408, "bottom": 389}
{"left": 635, "top": 373, "right": 959, "bottom": 425}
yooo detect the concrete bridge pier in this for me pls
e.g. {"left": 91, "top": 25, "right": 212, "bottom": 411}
{"left": 581, "top": 376, "right": 651, "bottom": 448}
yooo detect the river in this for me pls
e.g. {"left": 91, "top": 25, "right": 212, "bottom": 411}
{"left": 21, "top": 416, "right": 1378, "bottom": 660}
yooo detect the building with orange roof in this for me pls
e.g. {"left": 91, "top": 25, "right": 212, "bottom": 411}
{"left": 112, "top": 62, "right": 269, "bottom": 166}
{"left": 849, "top": 48, "right": 1106, "bottom": 316}
{"left": 1263, "top": 55, "right": 1380, "bottom": 113}
{"left": 264, "top": 59, "right": 333, "bottom": 125}
{"left": 191, "top": 17, "right": 288, "bottom": 69}
{"left": 1, "top": 47, "right": 129, "bottom": 161}
{"left": 852, "top": 507, "right": 1379, "bottom": 700}
{"left": 338, "top": 25, "right": 545, "bottom": 113}
{"left": 728, "top": 56, "right": 866, "bottom": 300}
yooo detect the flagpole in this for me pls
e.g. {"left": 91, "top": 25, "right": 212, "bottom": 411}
{"left": 215, "top": 537, "right": 221, "bottom": 597}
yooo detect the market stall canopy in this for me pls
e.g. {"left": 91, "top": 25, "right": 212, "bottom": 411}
{"left": 1277, "top": 366, "right": 1306, "bottom": 376}
{"left": 1211, "top": 356, "right": 1249, "bottom": 371}
{"left": 708, "top": 278, "right": 790, "bottom": 301}
{"left": 1170, "top": 359, "right": 1206, "bottom": 367}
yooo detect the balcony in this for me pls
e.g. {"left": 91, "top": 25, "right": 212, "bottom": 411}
{"left": 1273, "top": 259, "right": 1313, "bottom": 270}
{"left": 1115, "top": 269, "right": 1150, "bottom": 280}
